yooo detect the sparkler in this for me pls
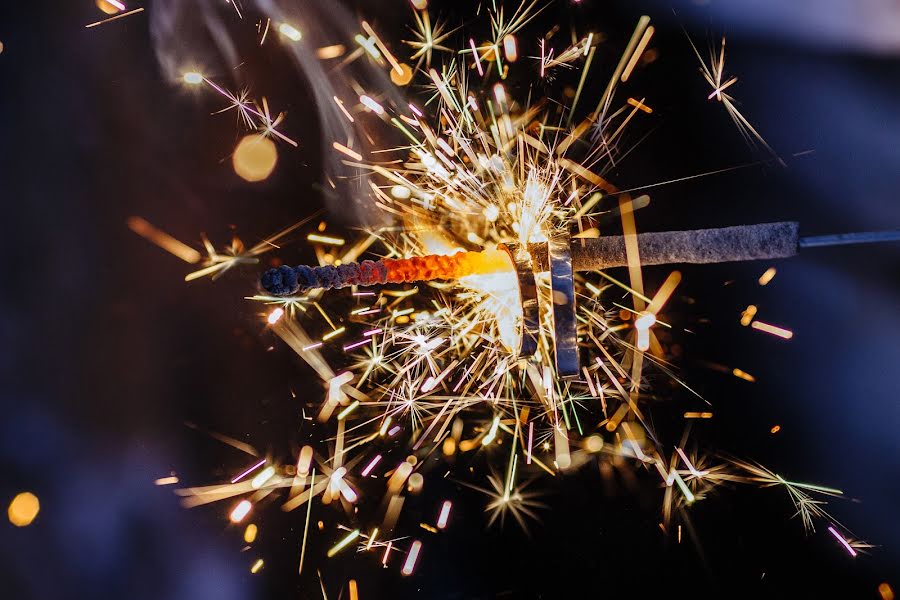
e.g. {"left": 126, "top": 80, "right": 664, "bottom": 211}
{"left": 126, "top": 0, "right": 895, "bottom": 589}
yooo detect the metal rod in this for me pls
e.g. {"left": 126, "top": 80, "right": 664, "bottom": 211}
{"left": 798, "top": 229, "right": 900, "bottom": 249}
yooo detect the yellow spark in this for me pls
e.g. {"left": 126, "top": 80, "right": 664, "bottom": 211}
{"left": 732, "top": 368, "right": 756, "bottom": 382}
{"left": 684, "top": 412, "right": 714, "bottom": 419}
{"left": 308, "top": 232, "right": 347, "bottom": 246}
{"left": 127, "top": 217, "right": 202, "bottom": 263}
{"left": 349, "top": 580, "right": 359, "bottom": 600}
{"left": 771, "top": 425, "right": 781, "bottom": 434}
{"left": 317, "top": 44, "right": 346, "bottom": 59}
{"left": 323, "top": 327, "right": 346, "bottom": 341}
{"left": 337, "top": 400, "right": 360, "bottom": 420}
{"left": 278, "top": 23, "right": 302, "bottom": 42}
{"left": 332, "top": 142, "right": 362, "bottom": 162}
{"left": 327, "top": 529, "right": 360, "bottom": 557}
{"left": 626, "top": 97, "right": 653, "bottom": 114}
{"left": 621, "top": 25, "right": 655, "bottom": 82}
{"left": 97, "top": 0, "right": 125, "bottom": 14}
{"left": 297, "top": 446, "right": 314, "bottom": 475}
{"left": 244, "top": 524, "right": 258, "bottom": 543}
{"left": 366, "top": 528, "right": 379, "bottom": 549}
{"left": 410, "top": 0, "right": 428, "bottom": 9}
{"left": 361, "top": 21, "right": 404, "bottom": 75}
{"left": 250, "top": 559, "right": 264, "bottom": 574}
{"left": 741, "top": 304, "right": 758, "bottom": 326}
{"left": 759, "top": 267, "right": 777, "bottom": 286}
{"left": 751, "top": 320, "right": 793, "bottom": 339}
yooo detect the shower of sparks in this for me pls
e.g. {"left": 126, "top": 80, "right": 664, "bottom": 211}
{"left": 132, "top": 0, "right": 870, "bottom": 589}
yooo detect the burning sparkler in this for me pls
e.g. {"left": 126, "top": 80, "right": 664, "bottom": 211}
{"left": 123, "top": 0, "right": 898, "bottom": 590}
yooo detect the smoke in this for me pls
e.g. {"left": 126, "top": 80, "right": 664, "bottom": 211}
{"left": 149, "top": 0, "right": 406, "bottom": 225}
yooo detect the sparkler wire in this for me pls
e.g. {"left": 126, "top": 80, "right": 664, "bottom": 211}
{"left": 261, "top": 222, "right": 802, "bottom": 296}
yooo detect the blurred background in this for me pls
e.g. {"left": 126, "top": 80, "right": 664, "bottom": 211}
{"left": 1, "top": 0, "right": 898, "bottom": 598}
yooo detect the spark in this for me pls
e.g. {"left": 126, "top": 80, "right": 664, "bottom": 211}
{"left": 232, "top": 458, "right": 266, "bottom": 484}
{"left": 127, "top": 217, "right": 202, "bottom": 263}
{"left": 267, "top": 308, "right": 285, "bottom": 325}
{"left": 230, "top": 500, "right": 252, "bottom": 523}
{"left": 687, "top": 35, "right": 782, "bottom": 163}
{"left": 751, "top": 320, "right": 794, "bottom": 339}
{"left": 182, "top": 72, "right": 204, "bottom": 86}
{"left": 401, "top": 540, "right": 422, "bottom": 575}
{"left": 360, "top": 455, "right": 382, "bottom": 477}
{"left": 828, "top": 526, "right": 858, "bottom": 557}
{"left": 759, "top": 267, "right": 777, "bottom": 286}
{"left": 278, "top": 23, "right": 302, "bottom": 42}
{"left": 85, "top": 7, "right": 144, "bottom": 28}
{"left": 308, "top": 232, "right": 347, "bottom": 246}
{"left": 360, "top": 95, "right": 385, "bottom": 115}
{"left": 328, "top": 529, "right": 360, "bottom": 558}
{"left": 436, "top": 501, "right": 452, "bottom": 529}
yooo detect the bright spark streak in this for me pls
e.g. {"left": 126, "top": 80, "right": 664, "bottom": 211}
{"left": 360, "top": 95, "right": 385, "bottom": 115}
{"left": 401, "top": 540, "right": 422, "bottom": 575}
{"left": 482, "top": 415, "right": 501, "bottom": 446}
{"left": 229, "top": 500, "right": 252, "bottom": 523}
{"left": 250, "top": 466, "right": 276, "bottom": 489}
{"left": 360, "top": 454, "right": 382, "bottom": 477}
{"left": 278, "top": 23, "right": 302, "bottom": 42}
{"left": 751, "top": 321, "right": 793, "bottom": 339}
{"left": 759, "top": 267, "right": 777, "bottom": 286}
{"left": 85, "top": 7, "right": 144, "bottom": 28}
{"left": 327, "top": 529, "right": 360, "bottom": 557}
{"left": 231, "top": 459, "right": 266, "bottom": 484}
{"left": 308, "top": 232, "right": 347, "bottom": 245}
{"left": 828, "top": 526, "right": 858, "bottom": 557}
{"left": 436, "top": 501, "right": 452, "bottom": 529}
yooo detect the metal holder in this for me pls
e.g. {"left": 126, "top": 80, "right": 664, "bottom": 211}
{"left": 500, "top": 243, "right": 539, "bottom": 357}
{"left": 547, "top": 236, "right": 579, "bottom": 377}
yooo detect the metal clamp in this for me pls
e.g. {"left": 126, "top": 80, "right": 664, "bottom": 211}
{"left": 547, "top": 236, "right": 579, "bottom": 377}
{"left": 500, "top": 243, "right": 539, "bottom": 357}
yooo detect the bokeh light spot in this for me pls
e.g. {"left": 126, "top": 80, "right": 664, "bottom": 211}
{"left": 233, "top": 134, "right": 278, "bottom": 182}
{"left": 390, "top": 63, "right": 413, "bottom": 86}
{"left": 8, "top": 492, "right": 40, "bottom": 527}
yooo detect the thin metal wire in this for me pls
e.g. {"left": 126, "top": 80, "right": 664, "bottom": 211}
{"left": 799, "top": 230, "right": 900, "bottom": 249}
